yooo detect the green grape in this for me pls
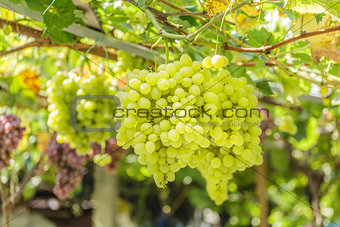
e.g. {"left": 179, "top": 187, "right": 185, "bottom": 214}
{"left": 115, "top": 54, "right": 262, "bottom": 206}
{"left": 147, "top": 152, "right": 159, "bottom": 164}
{"left": 140, "top": 83, "right": 151, "bottom": 94}
{"left": 180, "top": 67, "right": 194, "bottom": 77}
{"left": 180, "top": 54, "right": 192, "bottom": 66}
{"left": 211, "top": 55, "right": 224, "bottom": 69}
{"left": 192, "top": 73, "right": 204, "bottom": 85}
{"left": 47, "top": 72, "right": 117, "bottom": 153}
{"left": 203, "top": 92, "right": 218, "bottom": 103}
{"left": 211, "top": 157, "right": 222, "bottom": 168}
{"left": 145, "top": 141, "right": 156, "bottom": 153}
{"left": 202, "top": 56, "right": 212, "bottom": 68}
{"left": 157, "top": 79, "right": 170, "bottom": 91}
{"left": 222, "top": 155, "right": 235, "bottom": 167}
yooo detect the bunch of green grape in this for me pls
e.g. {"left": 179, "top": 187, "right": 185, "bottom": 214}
{"left": 115, "top": 54, "right": 263, "bottom": 205}
{"left": 47, "top": 72, "right": 117, "bottom": 154}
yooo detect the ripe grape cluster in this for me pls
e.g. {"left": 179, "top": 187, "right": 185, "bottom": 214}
{"left": 47, "top": 72, "right": 117, "bottom": 154}
{"left": 115, "top": 54, "right": 263, "bottom": 204}
{"left": 46, "top": 137, "right": 88, "bottom": 200}
{"left": 90, "top": 138, "right": 126, "bottom": 174}
{"left": 0, "top": 114, "right": 25, "bottom": 170}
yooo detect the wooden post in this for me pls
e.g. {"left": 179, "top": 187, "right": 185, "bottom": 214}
{"left": 93, "top": 166, "right": 118, "bottom": 227}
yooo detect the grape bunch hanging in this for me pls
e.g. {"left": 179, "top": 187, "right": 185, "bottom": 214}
{"left": 0, "top": 114, "right": 25, "bottom": 170}
{"left": 116, "top": 54, "right": 263, "bottom": 205}
{"left": 46, "top": 137, "right": 88, "bottom": 200}
{"left": 47, "top": 72, "right": 117, "bottom": 154}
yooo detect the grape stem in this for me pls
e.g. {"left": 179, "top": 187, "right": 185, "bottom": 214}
{"left": 267, "top": 54, "right": 340, "bottom": 89}
{"left": 224, "top": 24, "right": 340, "bottom": 53}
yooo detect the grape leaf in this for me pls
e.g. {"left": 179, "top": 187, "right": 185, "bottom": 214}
{"left": 247, "top": 28, "right": 272, "bottom": 47}
{"left": 329, "top": 64, "right": 340, "bottom": 77}
{"left": 286, "top": 0, "right": 325, "bottom": 14}
{"left": 43, "top": 28, "right": 74, "bottom": 44}
{"left": 314, "top": 14, "right": 325, "bottom": 24}
{"left": 312, "top": 0, "right": 340, "bottom": 18}
{"left": 138, "top": 0, "right": 146, "bottom": 7}
{"left": 255, "top": 79, "right": 274, "bottom": 95}
{"left": 24, "top": 0, "right": 45, "bottom": 11}
{"left": 42, "top": 0, "right": 77, "bottom": 43}
{"left": 7, "top": 0, "right": 22, "bottom": 4}
{"left": 269, "top": 148, "right": 288, "bottom": 174}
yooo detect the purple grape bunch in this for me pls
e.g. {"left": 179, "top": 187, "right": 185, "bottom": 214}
{"left": 0, "top": 114, "right": 25, "bottom": 170}
{"left": 46, "top": 138, "right": 88, "bottom": 200}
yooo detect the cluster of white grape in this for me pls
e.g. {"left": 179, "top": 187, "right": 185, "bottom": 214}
{"left": 0, "top": 114, "right": 25, "bottom": 170}
{"left": 115, "top": 54, "right": 263, "bottom": 205}
{"left": 47, "top": 72, "right": 117, "bottom": 154}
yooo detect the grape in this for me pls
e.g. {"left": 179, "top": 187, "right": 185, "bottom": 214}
{"left": 47, "top": 73, "right": 117, "bottom": 154}
{"left": 202, "top": 56, "right": 213, "bottom": 68}
{"left": 192, "top": 73, "right": 204, "bottom": 85}
{"left": 211, "top": 55, "right": 224, "bottom": 69}
{"left": 90, "top": 139, "right": 126, "bottom": 174}
{"left": 157, "top": 79, "right": 170, "bottom": 91}
{"left": 222, "top": 56, "right": 229, "bottom": 66}
{"left": 0, "top": 114, "right": 25, "bottom": 170}
{"left": 46, "top": 136, "right": 88, "bottom": 200}
{"left": 115, "top": 54, "right": 263, "bottom": 205}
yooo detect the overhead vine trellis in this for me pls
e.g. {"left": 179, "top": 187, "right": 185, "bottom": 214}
{"left": 0, "top": 0, "right": 163, "bottom": 62}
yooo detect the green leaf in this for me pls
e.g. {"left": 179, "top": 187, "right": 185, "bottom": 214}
{"left": 312, "top": 0, "right": 340, "bottom": 18}
{"left": 314, "top": 13, "right": 325, "bottom": 24}
{"left": 247, "top": 28, "right": 273, "bottom": 47}
{"left": 9, "top": 77, "right": 22, "bottom": 93}
{"left": 7, "top": 0, "right": 22, "bottom": 4}
{"left": 255, "top": 79, "right": 274, "bottom": 95}
{"left": 42, "top": 0, "right": 76, "bottom": 43}
{"left": 269, "top": 148, "right": 289, "bottom": 174}
{"left": 24, "top": 0, "right": 45, "bottom": 11}
{"left": 187, "top": 188, "right": 220, "bottom": 210}
{"left": 329, "top": 64, "right": 340, "bottom": 77}
{"left": 288, "top": 117, "right": 319, "bottom": 151}
{"left": 43, "top": 28, "right": 74, "bottom": 44}
{"left": 138, "top": 0, "right": 146, "bottom": 7}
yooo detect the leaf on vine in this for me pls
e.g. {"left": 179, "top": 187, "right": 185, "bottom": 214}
{"left": 231, "top": 13, "right": 257, "bottom": 30}
{"left": 42, "top": 0, "right": 77, "bottom": 43}
{"left": 7, "top": 0, "right": 21, "bottom": 4}
{"left": 138, "top": 0, "right": 146, "bottom": 7}
{"left": 206, "top": 0, "right": 231, "bottom": 16}
{"left": 17, "top": 69, "right": 40, "bottom": 94}
{"left": 286, "top": 0, "right": 325, "bottom": 14}
{"left": 24, "top": 0, "right": 45, "bottom": 11}
{"left": 312, "top": 0, "right": 340, "bottom": 19}
{"left": 292, "top": 14, "right": 340, "bottom": 64}
{"left": 37, "top": 132, "right": 52, "bottom": 151}
{"left": 241, "top": 5, "right": 258, "bottom": 17}
{"left": 255, "top": 79, "right": 273, "bottom": 96}
{"left": 310, "top": 23, "right": 340, "bottom": 64}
